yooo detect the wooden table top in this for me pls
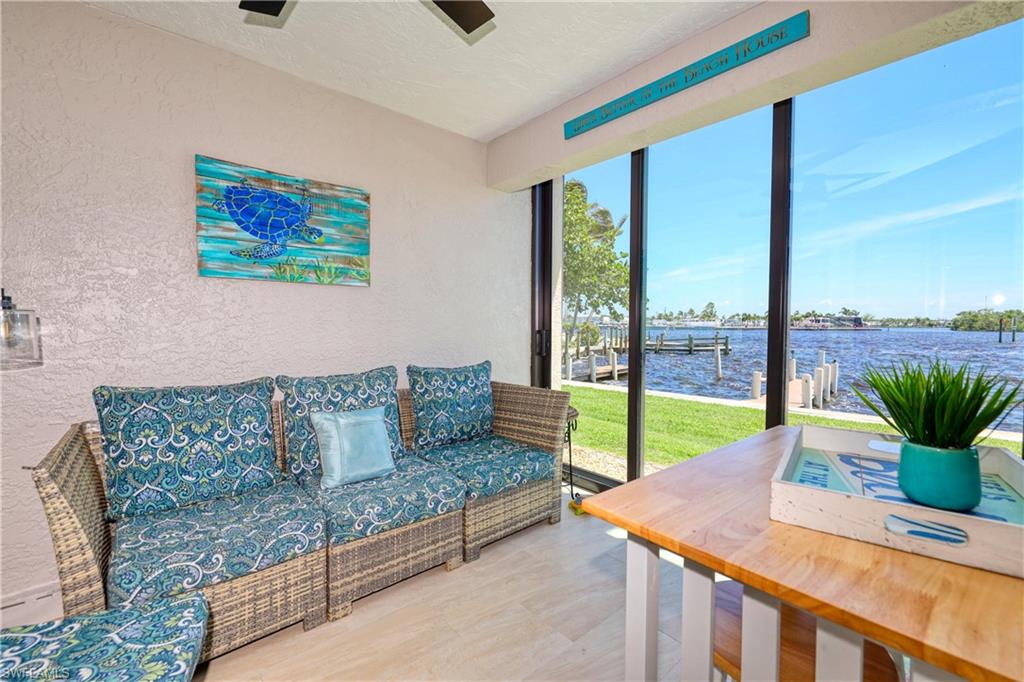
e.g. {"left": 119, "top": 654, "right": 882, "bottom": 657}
{"left": 581, "top": 426, "right": 1024, "bottom": 682}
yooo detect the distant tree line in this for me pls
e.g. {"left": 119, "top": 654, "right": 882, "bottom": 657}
{"left": 875, "top": 316, "right": 944, "bottom": 328}
{"left": 650, "top": 305, "right": 1023, "bottom": 331}
{"left": 949, "top": 308, "right": 1024, "bottom": 332}
{"left": 652, "top": 302, "right": 723, "bottom": 322}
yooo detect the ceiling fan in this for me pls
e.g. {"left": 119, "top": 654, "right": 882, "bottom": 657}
{"left": 238, "top": 1, "right": 495, "bottom": 37}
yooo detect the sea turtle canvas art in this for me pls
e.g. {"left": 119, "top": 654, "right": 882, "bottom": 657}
{"left": 195, "top": 155, "right": 370, "bottom": 286}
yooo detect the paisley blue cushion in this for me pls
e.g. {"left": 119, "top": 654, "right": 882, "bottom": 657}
{"left": 277, "top": 367, "right": 404, "bottom": 483}
{"left": 107, "top": 481, "right": 325, "bottom": 608}
{"left": 406, "top": 361, "right": 494, "bottom": 449}
{"left": 92, "top": 378, "right": 280, "bottom": 520}
{"left": 0, "top": 594, "right": 207, "bottom": 682}
{"left": 304, "top": 456, "right": 465, "bottom": 545}
{"left": 416, "top": 435, "right": 555, "bottom": 500}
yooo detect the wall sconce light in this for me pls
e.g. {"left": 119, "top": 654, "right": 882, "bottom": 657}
{"left": 1, "top": 289, "right": 43, "bottom": 371}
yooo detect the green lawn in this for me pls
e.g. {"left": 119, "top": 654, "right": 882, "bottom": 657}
{"left": 565, "top": 384, "right": 1023, "bottom": 466}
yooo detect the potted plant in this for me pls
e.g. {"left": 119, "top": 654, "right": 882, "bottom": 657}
{"left": 853, "top": 360, "right": 1021, "bottom": 512}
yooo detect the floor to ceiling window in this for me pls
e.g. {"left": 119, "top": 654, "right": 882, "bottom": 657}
{"left": 786, "top": 19, "right": 1024, "bottom": 449}
{"left": 642, "top": 107, "right": 773, "bottom": 473}
{"left": 560, "top": 154, "right": 631, "bottom": 483}
{"left": 553, "top": 19, "right": 1023, "bottom": 490}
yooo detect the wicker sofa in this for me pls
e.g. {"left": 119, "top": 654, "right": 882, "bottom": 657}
{"left": 32, "top": 379, "right": 568, "bottom": 660}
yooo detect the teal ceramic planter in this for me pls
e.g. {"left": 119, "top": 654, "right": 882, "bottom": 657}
{"left": 898, "top": 440, "right": 981, "bottom": 511}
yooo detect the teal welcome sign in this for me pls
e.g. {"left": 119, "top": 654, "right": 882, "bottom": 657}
{"left": 564, "top": 11, "right": 810, "bottom": 140}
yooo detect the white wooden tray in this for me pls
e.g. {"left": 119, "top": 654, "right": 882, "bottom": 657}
{"left": 770, "top": 426, "right": 1024, "bottom": 578}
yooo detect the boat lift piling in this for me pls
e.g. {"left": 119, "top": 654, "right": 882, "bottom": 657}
{"left": 573, "top": 332, "right": 845, "bottom": 410}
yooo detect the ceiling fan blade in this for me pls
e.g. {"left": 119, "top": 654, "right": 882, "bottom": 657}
{"left": 238, "top": 1, "right": 286, "bottom": 17}
{"left": 432, "top": 1, "right": 494, "bottom": 34}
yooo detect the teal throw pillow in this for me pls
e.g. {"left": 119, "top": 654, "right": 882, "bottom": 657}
{"left": 276, "top": 367, "right": 404, "bottom": 483}
{"left": 310, "top": 407, "right": 396, "bottom": 488}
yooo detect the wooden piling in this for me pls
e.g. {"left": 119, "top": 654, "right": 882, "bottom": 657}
{"left": 822, "top": 364, "right": 832, "bottom": 402}
{"left": 999, "top": 317, "right": 1005, "bottom": 343}
{"left": 751, "top": 370, "right": 762, "bottom": 400}
{"left": 801, "top": 373, "right": 812, "bottom": 408}
{"left": 714, "top": 344, "right": 723, "bottom": 380}
{"left": 830, "top": 359, "right": 839, "bottom": 395}
{"left": 817, "top": 350, "right": 826, "bottom": 369}
{"left": 611, "top": 351, "right": 619, "bottom": 380}
{"left": 688, "top": 334, "right": 694, "bottom": 354}
{"left": 788, "top": 354, "right": 797, "bottom": 382}
{"left": 588, "top": 355, "right": 597, "bottom": 383}
{"left": 813, "top": 367, "right": 824, "bottom": 408}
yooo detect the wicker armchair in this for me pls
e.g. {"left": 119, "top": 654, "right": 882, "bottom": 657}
{"left": 32, "top": 422, "right": 327, "bottom": 662}
{"left": 399, "top": 381, "right": 570, "bottom": 561}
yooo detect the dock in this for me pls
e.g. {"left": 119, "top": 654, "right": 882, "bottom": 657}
{"left": 601, "top": 328, "right": 731, "bottom": 355}
{"left": 644, "top": 332, "right": 730, "bottom": 355}
{"left": 584, "top": 364, "right": 629, "bottom": 382}
{"left": 570, "top": 351, "right": 629, "bottom": 382}
{"left": 564, "top": 328, "right": 732, "bottom": 384}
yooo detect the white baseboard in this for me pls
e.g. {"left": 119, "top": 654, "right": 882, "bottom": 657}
{"left": 1, "top": 581, "right": 63, "bottom": 627}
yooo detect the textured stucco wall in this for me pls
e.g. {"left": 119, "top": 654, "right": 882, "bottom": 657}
{"left": 0, "top": 1, "right": 530, "bottom": 608}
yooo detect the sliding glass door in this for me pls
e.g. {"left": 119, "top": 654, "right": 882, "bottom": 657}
{"left": 559, "top": 154, "right": 632, "bottom": 483}
{"left": 642, "top": 107, "right": 773, "bottom": 474}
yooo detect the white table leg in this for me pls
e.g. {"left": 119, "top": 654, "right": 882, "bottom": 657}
{"left": 625, "top": 533, "right": 660, "bottom": 681}
{"left": 911, "top": 658, "right": 962, "bottom": 681}
{"left": 680, "top": 558, "right": 716, "bottom": 681}
{"left": 815, "top": 618, "right": 864, "bottom": 681}
{"left": 741, "top": 585, "right": 781, "bottom": 680}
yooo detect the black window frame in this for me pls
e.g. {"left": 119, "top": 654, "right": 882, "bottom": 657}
{"left": 534, "top": 98, "right": 796, "bottom": 489}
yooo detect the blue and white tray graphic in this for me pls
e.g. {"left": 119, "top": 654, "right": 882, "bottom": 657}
{"left": 770, "top": 426, "right": 1024, "bottom": 578}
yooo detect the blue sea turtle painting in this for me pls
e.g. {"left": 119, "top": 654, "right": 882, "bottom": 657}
{"left": 195, "top": 155, "right": 371, "bottom": 287}
{"left": 213, "top": 180, "right": 324, "bottom": 260}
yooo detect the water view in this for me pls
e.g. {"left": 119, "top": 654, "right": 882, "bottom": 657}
{"left": 577, "top": 326, "right": 1024, "bottom": 432}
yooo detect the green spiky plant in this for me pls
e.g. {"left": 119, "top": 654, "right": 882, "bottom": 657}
{"left": 852, "top": 360, "right": 1021, "bottom": 450}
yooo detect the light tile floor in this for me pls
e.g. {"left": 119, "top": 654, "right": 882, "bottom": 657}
{"left": 194, "top": 489, "right": 688, "bottom": 681}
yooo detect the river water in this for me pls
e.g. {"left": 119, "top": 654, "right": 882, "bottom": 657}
{"left": 576, "top": 326, "right": 1024, "bottom": 432}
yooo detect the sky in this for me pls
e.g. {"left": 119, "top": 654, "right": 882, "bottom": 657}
{"left": 566, "top": 20, "right": 1023, "bottom": 320}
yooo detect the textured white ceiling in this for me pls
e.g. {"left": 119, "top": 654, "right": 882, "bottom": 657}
{"left": 90, "top": 1, "right": 755, "bottom": 141}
